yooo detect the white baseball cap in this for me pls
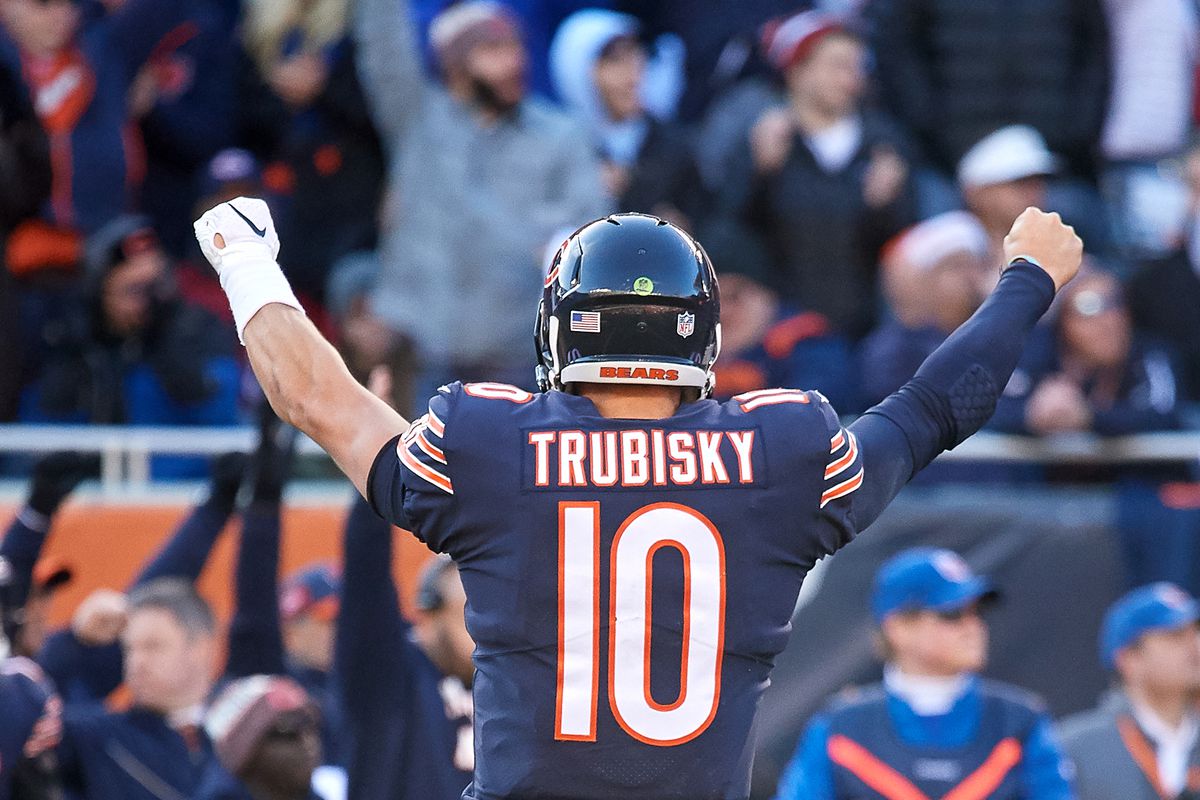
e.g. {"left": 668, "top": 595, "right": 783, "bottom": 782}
{"left": 957, "top": 125, "right": 1058, "bottom": 188}
{"left": 884, "top": 211, "right": 989, "bottom": 273}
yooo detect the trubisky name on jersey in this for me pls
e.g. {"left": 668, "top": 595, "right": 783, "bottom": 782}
{"left": 525, "top": 428, "right": 759, "bottom": 489}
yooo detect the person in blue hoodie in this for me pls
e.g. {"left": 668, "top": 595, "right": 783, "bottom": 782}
{"left": 775, "top": 548, "right": 1075, "bottom": 800}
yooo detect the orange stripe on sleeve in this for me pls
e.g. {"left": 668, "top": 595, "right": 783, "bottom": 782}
{"left": 398, "top": 441, "right": 454, "bottom": 494}
{"left": 821, "top": 468, "right": 864, "bottom": 508}
{"left": 826, "top": 432, "right": 859, "bottom": 479}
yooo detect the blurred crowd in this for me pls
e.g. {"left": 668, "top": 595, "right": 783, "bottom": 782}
{"left": 1, "top": 406, "right": 479, "bottom": 800}
{"left": 2, "top": 0, "right": 1198, "bottom": 437}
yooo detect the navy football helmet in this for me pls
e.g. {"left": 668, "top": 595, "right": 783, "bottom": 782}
{"left": 535, "top": 214, "right": 721, "bottom": 396}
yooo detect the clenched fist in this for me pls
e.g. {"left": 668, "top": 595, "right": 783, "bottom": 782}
{"left": 193, "top": 197, "right": 281, "bottom": 276}
{"left": 1002, "top": 207, "right": 1083, "bottom": 292}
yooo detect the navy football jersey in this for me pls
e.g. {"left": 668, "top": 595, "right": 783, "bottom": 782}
{"left": 372, "top": 382, "right": 866, "bottom": 800}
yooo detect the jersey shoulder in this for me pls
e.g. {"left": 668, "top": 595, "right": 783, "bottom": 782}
{"left": 397, "top": 381, "right": 548, "bottom": 498}
{"left": 717, "top": 388, "right": 862, "bottom": 505}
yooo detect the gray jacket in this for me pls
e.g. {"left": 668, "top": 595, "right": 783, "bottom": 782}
{"left": 1057, "top": 690, "right": 1200, "bottom": 800}
{"left": 354, "top": 0, "right": 610, "bottom": 366}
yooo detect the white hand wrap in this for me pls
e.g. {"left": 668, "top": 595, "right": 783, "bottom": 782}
{"left": 193, "top": 197, "right": 305, "bottom": 343}
{"left": 216, "top": 243, "right": 305, "bottom": 343}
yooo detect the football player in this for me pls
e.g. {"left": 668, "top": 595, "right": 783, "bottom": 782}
{"left": 194, "top": 201, "right": 1081, "bottom": 799}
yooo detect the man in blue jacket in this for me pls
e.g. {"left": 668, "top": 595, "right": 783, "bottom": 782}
{"left": 56, "top": 577, "right": 221, "bottom": 800}
{"left": 775, "top": 548, "right": 1075, "bottom": 800}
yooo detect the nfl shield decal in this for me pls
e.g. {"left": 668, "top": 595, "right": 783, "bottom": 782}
{"left": 677, "top": 312, "right": 695, "bottom": 338}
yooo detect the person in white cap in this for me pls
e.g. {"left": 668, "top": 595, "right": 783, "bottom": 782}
{"left": 859, "top": 210, "right": 990, "bottom": 405}
{"left": 958, "top": 125, "right": 1058, "bottom": 273}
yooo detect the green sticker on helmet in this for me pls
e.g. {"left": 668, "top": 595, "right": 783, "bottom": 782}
{"left": 633, "top": 277, "right": 654, "bottom": 295}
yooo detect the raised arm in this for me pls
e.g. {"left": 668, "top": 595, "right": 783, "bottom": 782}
{"left": 820, "top": 208, "right": 1082, "bottom": 542}
{"left": 132, "top": 453, "right": 243, "bottom": 586}
{"left": 194, "top": 199, "right": 408, "bottom": 497}
{"left": 354, "top": 0, "right": 427, "bottom": 143}
{"left": 225, "top": 410, "right": 292, "bottom": 679}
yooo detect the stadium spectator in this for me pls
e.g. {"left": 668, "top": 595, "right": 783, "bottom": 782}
{"left": 19, "top": 216, "right": 240, "bottom": 478}
{"left": 132, "top": 0, "right": 238, "bottom": 260}
{"left": 703, "top": 230, "right": 856, "bottom": 409}
{"left": 991, "top": 269, "right": 1181, "bottom": 439}
{"left": 0, "top": 451, "right": 97, "bottom": 658}
{"left": 549, "top": 8, "right": 705, "bottom": 230}
{"left": 0, "top": 0, "right": 189, "bottom": 247}
{"left": 858, "top": 211, "right": 989, "bottom": 406}
{"left": 56, "top": 578, "right": 222, "bottom": 800}
{"left": 774, "top": 548, "right": 1074, "bottom": 800}
{"left": 354, "top": 0, "right": 609, "bottom": 398}
{"left": 1099, "top": 0, "right": 1199, "bottom": 259}
{"left": 275, "top": 563, "right": 343, "bottom": 768}
{"left": 869, "top": 0, "right": 1109, "bottom": 217}
{"left": 0, "top": 57, "right": 50, "bottom": 420}
{"left": 0, "top": 574, "right": 63, "bottom": 800}
{"left": 202, "top": 675, "right": 324, "bottom": 800}
{"left": 615, "top": 0, "right": 794, "bottom": 122}
{"left": 717, "top": 10, "right": 915, "bottom": 338}
{"left": 411, "top": 0, "right": 619, "bottom": 103}
{"left": 958, "top": 126, "right": 1058, "bottom": 276}
{"left": 1127, "top": 140, "right": 1200, "bottom": 404}
{"left": 336, "top": 368, "right": 473, "bottom": 799}
{"left": 34, "top": 452, "right": 246, "bottom": 703}
{"left": 324, "top": 252, "right": 414, "bottom": 414}
{"left": 0, "top": 60, "right": 48, "bottom": 249}
{"left": 236, "top": 0, "right": 383, "bottom": 303}
{"left": 1058, "top": 583, "right": 1200, "bottom": 800}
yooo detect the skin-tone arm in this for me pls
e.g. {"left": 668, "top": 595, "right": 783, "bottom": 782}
{"left": 203, "top": 203, "right": 408, "bottom": 498}
{"left": 240, "top": 302, "right": 407, "bottom": 498}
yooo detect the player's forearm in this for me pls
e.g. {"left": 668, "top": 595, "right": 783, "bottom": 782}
{"left": 243, "top": 304, "right": 343, "bottom": 433}
{"left": 862, "top": 261, "right": 1056, "bottom": 472}
{"left": 196, "top": 199, "right": 410, "bottom": 495}
{"left": 243, "top": 304, "right": 406, "bottom": 496}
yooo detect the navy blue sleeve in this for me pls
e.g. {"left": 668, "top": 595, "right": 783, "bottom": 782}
{"left": 0, "top": 511, "right": 50, "bottom": 610}
{"left": 335, "top": 493, "right": 411, "bottom": 715}
{"left": 368, "top": 389, "right": 459, "bottom": 551}
{"left": 35, "top": 631, "right": 122, "bottom": 704}
{"left": 132, "top": 497, "right": 231, "bottom": 588}
{"left": 224, "top": 504, "right": 285, "bottom": 679}
{"left": 834, "top": 262, "right": 1057, "bottom": 533}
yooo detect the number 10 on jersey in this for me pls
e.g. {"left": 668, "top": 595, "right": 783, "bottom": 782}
{"left": 555, "top": 501, "right": 726, "bottom": 746}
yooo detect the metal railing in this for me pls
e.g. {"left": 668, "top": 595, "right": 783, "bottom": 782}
{"left": 0, "top": 423, "right": 1196, "bottom": 491}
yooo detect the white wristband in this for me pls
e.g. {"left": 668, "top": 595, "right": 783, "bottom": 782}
{"left": 218, "top": 243, "right": 305, "bottom": 343}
